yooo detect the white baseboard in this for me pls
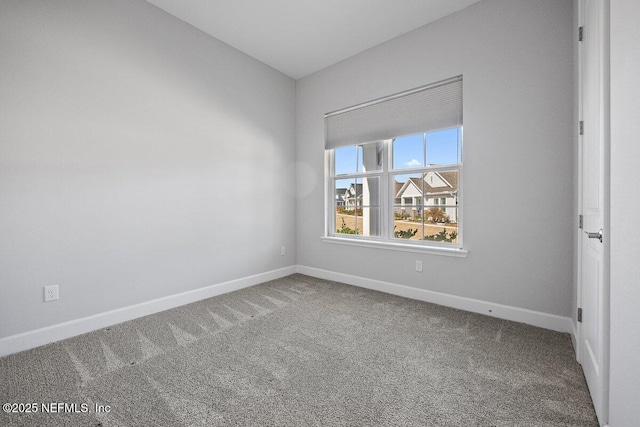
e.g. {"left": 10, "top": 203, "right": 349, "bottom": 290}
{"left": 297, "top": 265, "right": 572, "bottom": 334}
{"left": 0, "top": 265, "right": 297, "bottom": 357}
{"left": 1, "top": 264, "right": 573, "bottom": 357}
{"left": 571, "top": 320, "right": 578, "bottom": 353}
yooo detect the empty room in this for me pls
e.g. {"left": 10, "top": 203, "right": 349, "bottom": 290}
{"left": 1, "top": 0, "right": 638, "bottom": 426}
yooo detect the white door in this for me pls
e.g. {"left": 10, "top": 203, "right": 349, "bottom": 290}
{"left": 579, "top": 0, "right": 609, "bottom": 424}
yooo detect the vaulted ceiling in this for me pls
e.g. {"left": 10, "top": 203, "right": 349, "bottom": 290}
{"left": 145, "top": 0, "right": 484, "bottom": 79}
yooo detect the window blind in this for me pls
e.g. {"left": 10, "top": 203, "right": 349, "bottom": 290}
{"left": 325, "top": 75, "right": 462, "bottom": 149}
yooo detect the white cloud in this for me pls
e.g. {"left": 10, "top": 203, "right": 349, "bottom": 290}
{"left": 405, "top": 159, "right": 421, "bottom": 167}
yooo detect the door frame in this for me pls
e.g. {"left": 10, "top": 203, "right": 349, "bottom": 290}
{"left": 576, "top": 0, "right": 610, "bottom": 424}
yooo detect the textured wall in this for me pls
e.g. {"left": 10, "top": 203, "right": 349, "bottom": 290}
{"left": 0, "top": 0, "right": 296, "bottom": 338}
{"left": 296, "top": 0, "right": 574, "bottom": 316}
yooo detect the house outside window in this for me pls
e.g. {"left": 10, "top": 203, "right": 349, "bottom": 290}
{"left": 325, "top": 76, "right": 463, "bottom": 249}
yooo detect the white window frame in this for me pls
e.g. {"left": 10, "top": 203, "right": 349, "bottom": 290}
{"left": 323, "top": 133, "right": 467, "bottom": 258}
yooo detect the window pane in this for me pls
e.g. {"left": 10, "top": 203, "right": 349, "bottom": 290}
{"left": 359, "top": 176, "right": 380, "bottom": 207}
{"left": 335, "top": 210, "right": 357, "bottom": 235}
{"left": 357, "top": 142, "right": 384, "bottom": 173}
{"left": 392, "top": 133, "right": 424, "bottom": 170}
{"left": 393, "top": 173, "right": 422, "bottom": 239}
{"left": 359, "top": 207, "right": 380, "bottom": 237}
{"left": 423, "top": 169, "right": 458, "bottom": 212}
{"left": 334, "top": 179, "right": 351, "bottom": 210}
{"left": 334, "top": 146, "right": 357, "bottom": 175}
{"left": 334, "top": 206, "right": 380, "bottom": 236}
{"left": 423, "top": 169, "right": 458, "bottom": 242}
{"left": 336, "top": 143, "right": 384, "bottom": 175}
{"left": 335, "top": 178, "right": 357, "bottom": 236}
{"left": 426, "top": 127, "right": 461, "bottom": 165}
{"left": 393, "top": 170, "right": 459, "bottom": 242}
{"left": 423, "top": 209, "right": 458, "bottom": 243}
{"left": 336, "top": 177, "right": 380, "bottom": 210}
{"left": 393, "top": 173, "right": 423, "bottom": 214}
{"left": 393, "top": 209, "right": 422, "bottom": 240}
{"left": 335, "top": 177, "right": 380, "bottom": 236}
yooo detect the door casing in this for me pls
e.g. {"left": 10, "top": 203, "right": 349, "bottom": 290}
{"left": 576, "top": 0, "right": 610, "bottom": 425}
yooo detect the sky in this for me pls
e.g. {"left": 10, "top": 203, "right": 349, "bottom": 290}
{"left": 334, "top": 127, "right": 461, "bottom": 179}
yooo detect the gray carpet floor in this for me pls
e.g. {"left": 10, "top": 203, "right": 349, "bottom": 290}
{"left": 1, "top": 274, "right": 598, "bottom": 426}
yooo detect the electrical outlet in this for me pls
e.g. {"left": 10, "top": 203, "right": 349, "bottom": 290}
{"left": 44, "top": 285, "right": 59, "bottom": 302}
{"left": 415, "top": 260, "right": 423, "bottom": 272}
{"left": 280, "top": 246, "right": 286, "bottom": 256}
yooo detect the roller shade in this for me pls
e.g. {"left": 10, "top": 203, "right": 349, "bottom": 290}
{"left": 325, "top": 76, "right": 462, "bottom": 149}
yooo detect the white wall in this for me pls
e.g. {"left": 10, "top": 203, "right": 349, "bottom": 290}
{"left": 296, "top": 0, "right": 574, "bottom": 316}
{"left": 609, "top": 0, "right": 640, "bottom": 423}
{"left": 0, "top": 0, "right": 296, "bottom": 339}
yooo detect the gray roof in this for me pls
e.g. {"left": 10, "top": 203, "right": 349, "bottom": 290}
{"left": 396, "top": 171, "right": 458, "bottom": 197}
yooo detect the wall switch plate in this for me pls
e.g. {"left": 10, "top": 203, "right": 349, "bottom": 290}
{"left": 415, "top": 260, "right": 423, "bottom": 272}
{"left": 44, "top": 285, "right": 59, "bottom": 302}
{"left": 281, "top": 246, "right": 286, "bottom": 256}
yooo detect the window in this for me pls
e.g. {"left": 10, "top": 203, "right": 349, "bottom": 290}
{"left": 325, "top": 76, "right": 463, "bottom": 251}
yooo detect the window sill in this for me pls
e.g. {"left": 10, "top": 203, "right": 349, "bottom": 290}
{"left": 321, "top": 236, "right": 469, "bottom": 258}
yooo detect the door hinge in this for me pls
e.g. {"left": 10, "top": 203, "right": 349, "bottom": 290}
{"left": 579, "top": 26, "right": 584, "bottom": 42}
{"left": 579, "top": 214, "right": 583, "bottom": 229}
{"left": 579, "top": 120, "right": 584, "bottom": 135}
{"left": 578, "top": 308, "right": 583, "bottom": 323}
